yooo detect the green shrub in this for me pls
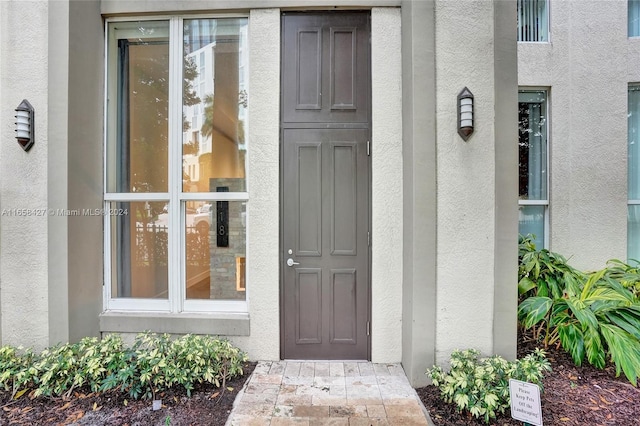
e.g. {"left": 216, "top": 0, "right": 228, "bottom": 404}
{"left": 518, "top": 234, "right": 584, "bottom": 302}
{"left": 99, "top": 332, "right": 248, "bottom": 400}
{"left": 427, "top": 348, "right": 551, "bottom": 424}
{"left": 0, "top": 333, "right": 247, "bottom": 400}
{"left": 0, "top": 346, "right": 36, "bottom": 398}
{"left": 518, "top": 235, "right": 640, "bottom": 386}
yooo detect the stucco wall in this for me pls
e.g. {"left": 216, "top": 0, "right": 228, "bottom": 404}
{"left": 371, "top": 7, "right": 403, "bottom": 363}
{"left": 434, "top": 0, "right": 498, "bottom": 363}
{"left": 229, "top": 8, "right": 281, "bottom": 360}
{"left": 0, "top": 0, "right": 50, "bottom": 350}
{"left": 401, "top": 0, "right": 437, "bottom": 387}
{"left": 519, "top": 0, "right": 628, "bottom": 269}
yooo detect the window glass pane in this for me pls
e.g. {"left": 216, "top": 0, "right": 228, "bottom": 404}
{"left": 107, "top": 21, "right": 169, "bottom": 193}
{"left": 517, "top": 0, "right": 548, "bottom": 42}
{"left": 629, "top": 87, "right": 640, "bottom": 199}
{"left": 629, "top": 205, "right": 640, "bottom": 260}
{"left": 519, "top": 205, "right": 545, "bottom": 249}
{"left": 182, "top": 18, "right": 248, "bottom": 193}
{"left": 185, "top": 200, "right": 246, "bottom": 300}
{"left": 110, "top": 201, "right": 169, "bottom": 298}
{"left": 519, "top": 91, "right": 547, "bottom": 200}
{"left": 630, "top": 0, "right": 640, "bottom": 37}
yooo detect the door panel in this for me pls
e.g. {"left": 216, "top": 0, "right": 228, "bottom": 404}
{"left": 282, "top": 12, "right": 370, "bottom": 360}
{"left": 297, "top": 143, "right": 322, "bottom": 256}
{"left": 296, "top": 28, "right": 322, "bottom": 110}
{"left": 331, "top": 142, "right": 357, "bottom": 255}
{"left": 282, "top": 13, "right": 370, "bottom": 124}
{"left": 296, "top": 268, "right": 323, "bottom": 344}
{"left": 283, "top": 129, "right": 369, "bottom": 359}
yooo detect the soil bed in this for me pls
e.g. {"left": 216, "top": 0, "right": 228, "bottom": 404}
{"left": 417, "top": 334, "right": 640, "bottom": 426}
{"left": 0, "top": 362, "right": 255, "bottom": 426}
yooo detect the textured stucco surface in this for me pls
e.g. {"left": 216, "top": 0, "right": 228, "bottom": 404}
{"left": 434, "top": 0, "right": 497, "bottom": 364}
{"left": 492, "top": 0, "right": 519, "bottom": 362}
{"left": 519, "top": 1, "right": 627, "bottom": 269}
{"left": 400, "top": 0, "right": 437, "bottom": 387}
{"left": 0, "top": 0, "right": 50, "bottom": 350}
{"left": 65, "top": 0, "right": 103, "bottom": 343}
{"left": 229, "top": 8, "right": 281, "bottom": 360}
{"left": 371, "top": 7, "right": 403, "bottom": 363}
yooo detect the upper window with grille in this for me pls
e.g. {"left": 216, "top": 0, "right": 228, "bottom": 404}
{"left": 517, "top": 0, "right": 549, "bottom": 42}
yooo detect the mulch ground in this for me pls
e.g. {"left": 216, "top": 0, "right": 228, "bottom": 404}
{"left": 0, "top": 362, "right": 256, "bottom": 426}
{"left": 417, "top": 333, "right": 640, "bottom": 426}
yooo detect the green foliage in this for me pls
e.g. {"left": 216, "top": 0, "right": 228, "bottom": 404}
{"left": 427, "top": 349, "right": 551, "bottom": 424}
{"left": 0, "top": 333, "right": 247, "bottom": 400}
{"left": 518, "top": 235, "right": 640, "bottom": 386}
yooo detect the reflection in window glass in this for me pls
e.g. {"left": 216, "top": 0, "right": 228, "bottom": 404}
{"left": 628, "top": 86, "right": 640, "bottom": 259}
{"left": 519, "top": 205, "right": 545, "bottom": 250}
{"left": 185, "top": 200, "right": 246, "bottom": 300}
{"left": 106, "top": 17, "right": 249, "bottom": 309}
{"left": 519, "top": 91, "right": 547, "bottom": 201}
{"left": 182, "top": 19, "right": 249, "bottom": 193}
{"left": 110, "top": 201, "right": 169, "bottom": 298}
{"left": 630, "top": 0, "right": 640, "bottom": 37}
{"left": 108, "top": 21, "right": 169, "bottom": 193}
{"left": 518, "top": 90, "right": 548, "bottom": 247}
{"left": 629, "top": 206, "right": 640, "bottom": 260}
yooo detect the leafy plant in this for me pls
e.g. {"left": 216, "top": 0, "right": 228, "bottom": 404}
{"left": 427, "top": 348, "right": 551, "bottom": 424}
{"left": 0, "top": 345, "right": 36, "bottom": 398}
{"left": 518, "top": 235, "right": 640, "bottom": 386}
{"left": 518, "top": 234, "right": 584, "bottom": 303}
{"left": 0, "top": 333, "right": 247, "bottom": 401}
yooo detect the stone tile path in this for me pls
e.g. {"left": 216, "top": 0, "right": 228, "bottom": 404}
{"left": 226, "top": 361, "right": 433, "bottom": 426}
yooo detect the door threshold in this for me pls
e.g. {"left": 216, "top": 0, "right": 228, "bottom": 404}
{"left": 282, "top": 359, "right": 372, "bottom": 362}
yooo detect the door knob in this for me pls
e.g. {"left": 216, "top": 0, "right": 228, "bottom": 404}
{"left": 287, "top": 258, "right": 300, "bottom": 267}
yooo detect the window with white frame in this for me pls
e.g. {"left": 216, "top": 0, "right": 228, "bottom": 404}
{"left": 628, "top": 85, "right": 640, "bottom": 260}
{"left": 519, "top": 90, "right": 549, "bottom": 249}
{"left": 630, "top": 1, "right": 640, "bottom": 37}
{"left": 105, "top": 17, "right": 249, "bottom": 312}
{"left": 517, "top": 0, "right": 549, "bottom": 42}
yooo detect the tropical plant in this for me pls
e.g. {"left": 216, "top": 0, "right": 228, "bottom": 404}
{"left": 518, "top": 234, "right": 584, "bottom": 303}
{"left": 427, "top": 348, "right": 551, "bottom": 424}
{"left": 518, "top": 235, "right": 640, "bottom": 386}
{"left": 604, "top": 258, "right": 640, "bottom": 299}
{"left": 0, "top": 333, "right": 247, "bottom": 401}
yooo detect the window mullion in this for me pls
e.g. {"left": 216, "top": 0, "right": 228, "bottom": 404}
{"left": 168, "top": 17, "right": 183, "bottom": 313}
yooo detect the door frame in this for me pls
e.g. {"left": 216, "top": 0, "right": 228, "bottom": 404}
{"left": 278, "top": 10, "right": 373, "bottom": 360}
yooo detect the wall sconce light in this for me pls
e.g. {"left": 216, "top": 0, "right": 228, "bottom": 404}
{"left": 457, "top": 87, "right": 474, "bottom": 141}
{"left": 15, "top": 99, "right": 34, "bottom": 152}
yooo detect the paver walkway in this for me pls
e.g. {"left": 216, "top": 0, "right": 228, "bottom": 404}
{"left": 226, "top": 361, "right": 433, "bottom": 425}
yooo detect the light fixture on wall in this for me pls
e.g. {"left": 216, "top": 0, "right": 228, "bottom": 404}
{"left": 15, "top": 99, "right": 34, "bottom": 152}
{"left": 457, "top": 87, "right": 474, "bottom": 141}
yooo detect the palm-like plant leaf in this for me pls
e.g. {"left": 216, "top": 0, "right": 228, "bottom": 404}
{"left": 518, "top": 297, "right": 552, "bottom": 329}
{"left": 599, "top": 323, "right": 640, "bottom": 386}
{"left": 605, "top": 307, "right": 640, "bottom": 340}
{"left": 565, "top": 298, "right": 598, "bottom": 330}
{"left": 518, "top": 277, "right": 536, "bottom": 295}
{"left": 557, "top": 323, "right": 584, "bottom": 366}
{"left": 584, "top": 327, "right": 605, "bottom": 369}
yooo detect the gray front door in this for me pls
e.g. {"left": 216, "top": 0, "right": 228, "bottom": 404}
{"left": 281, "top": 12, "right": 371, "bottom": 360}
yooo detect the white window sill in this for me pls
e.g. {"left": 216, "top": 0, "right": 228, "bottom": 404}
{"left": 99, "top": 311, "right": 250, "bottom": 336}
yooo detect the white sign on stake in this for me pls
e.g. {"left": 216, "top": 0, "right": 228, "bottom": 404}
{"left": 509, "top": 379, "right": 543, "bottom": 426}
